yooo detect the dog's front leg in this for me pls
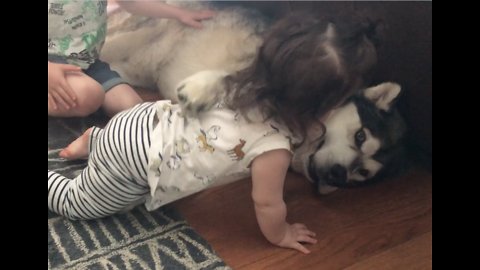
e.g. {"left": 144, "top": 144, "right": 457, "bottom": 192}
{"left": 176, "top": 70, "right": 229, "bottom": 117}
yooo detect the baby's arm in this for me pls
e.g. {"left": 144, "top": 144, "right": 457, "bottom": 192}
{"left": 116, "top": 1, "right": 215, "bottom": 28}
{"left": 251, "top": 149, "right": 317, "bottom": 254}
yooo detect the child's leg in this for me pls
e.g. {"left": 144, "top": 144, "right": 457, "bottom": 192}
{"left": 102, "top": 83, "right": 143, "bottom": 117}
{"left": 82, "top": 59, "right": 143, "bottom": 117}
{"left": 48, "top": 72, "right": 105, "bottom": 117}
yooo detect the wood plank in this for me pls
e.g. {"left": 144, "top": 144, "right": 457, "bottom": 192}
{"left": 344, "top": 232, "right": 432, "bottom": 270}
{"left": 174, "top": 169, "right": 432, "bottom": 269}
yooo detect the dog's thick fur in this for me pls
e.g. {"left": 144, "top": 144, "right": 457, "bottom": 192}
{"left": 102, "top": 1, "right": 264, "bottom": 101}
{"left": 102, "top": 2, "right": 407, "bottom": 194}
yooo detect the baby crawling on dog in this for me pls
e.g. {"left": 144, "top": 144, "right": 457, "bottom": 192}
{"left": 48, "top": 13, "right": 377, "bottom": 254}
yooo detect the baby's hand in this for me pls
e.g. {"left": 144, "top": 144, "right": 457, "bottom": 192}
{"left": 277, "top": 223, "right": 317, "bottom": 254}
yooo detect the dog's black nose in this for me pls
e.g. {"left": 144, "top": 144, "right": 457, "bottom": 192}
{"left": 328, "top": 164, "right": 347, "bottom": 184}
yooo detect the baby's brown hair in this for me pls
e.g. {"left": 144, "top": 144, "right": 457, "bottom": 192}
{"left": 226, "top": 12, "right": 378, "bottom": 141}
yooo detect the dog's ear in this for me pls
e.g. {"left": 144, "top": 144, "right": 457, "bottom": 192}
{"left": 304, "top": 120, "right": 326, "bottom": 147}
{"left": 363, "top": 82, "right": 401, "bottom": 112}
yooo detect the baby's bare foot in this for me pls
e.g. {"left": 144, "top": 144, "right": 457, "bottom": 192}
{"left": 59, "top": 128, "right": 92, "bottom": 160}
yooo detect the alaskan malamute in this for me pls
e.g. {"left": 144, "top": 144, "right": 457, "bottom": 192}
{"left": 291, "top": 82, "right": 407, "bottom": 194}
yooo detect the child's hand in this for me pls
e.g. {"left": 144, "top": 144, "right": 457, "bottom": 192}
{"left": 48, "top": 62, "right": 81, "bottom": 110}
{"left": 178, "top": 10, "right": 215, "bottom": 29}
{"left": 277, "top": 223, "right": 317, "bottom": 254}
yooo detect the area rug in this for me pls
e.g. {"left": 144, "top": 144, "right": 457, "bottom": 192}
{"left": 48, "top": 114, "right": 230, "bottom": 270}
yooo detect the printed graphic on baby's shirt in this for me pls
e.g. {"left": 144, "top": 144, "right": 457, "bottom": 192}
{"left": 228, "top": 139, "right": 246, "bottom": 161}
{"left": 166, "top": 152, "right": 182, "bottom": 170}
{"left": 263, "top": 124, "right": 280, "bottom": 137}
{"left": 149, "top": 152, "right": 164, "bottom": 177}
{"left": 196, "top": 126, "right": 221, "bottom": 153}
{"left": 194, "top": 172, "right": 215, "bottom": 186}
{"left": 175, "top": 138, "right": 191, "bottom": 155}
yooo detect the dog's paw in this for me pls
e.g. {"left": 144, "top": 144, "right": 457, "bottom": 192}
{"left": 176, "top": 70, "right": 229, "bottom": 117}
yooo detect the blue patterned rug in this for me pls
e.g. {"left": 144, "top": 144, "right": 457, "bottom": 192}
{"left": 48, "top": 114, "right": 229, "bottom": 270}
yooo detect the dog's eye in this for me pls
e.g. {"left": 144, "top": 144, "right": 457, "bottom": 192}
{"left": 355, "top": 129, "right": 366, "bottom": 148}
{"left": 357, "top": 168, "right": 370, "bottom": 178}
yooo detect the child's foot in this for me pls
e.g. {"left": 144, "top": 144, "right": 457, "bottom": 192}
{"left": 59, "top": 128, "right": 92, "bottom": 160}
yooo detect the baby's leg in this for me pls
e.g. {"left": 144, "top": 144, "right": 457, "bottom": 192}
{"left": 48, "top": 166, "right": 149, "bottom": 220}
{"left": 49, "top": 102, "right": 156, "bottom": 219}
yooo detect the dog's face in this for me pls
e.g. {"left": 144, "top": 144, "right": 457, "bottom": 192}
{"left": 291, "top": 82, "right": 407, "bottom": 194}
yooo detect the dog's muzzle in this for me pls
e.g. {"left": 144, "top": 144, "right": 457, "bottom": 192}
{"left": 309, "top": 158, "right": 352, "bottom": 187}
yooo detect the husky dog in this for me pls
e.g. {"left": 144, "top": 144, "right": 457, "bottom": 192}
{"left": 291, "top": 82, "right": 407, "bottom": 194}
{"left": 102, "top": 2, "right": 407, "bottom": 194}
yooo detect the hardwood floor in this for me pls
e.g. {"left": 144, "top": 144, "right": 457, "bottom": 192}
{"left": 174, "top": 169, "right": 432, "bottom": 269}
